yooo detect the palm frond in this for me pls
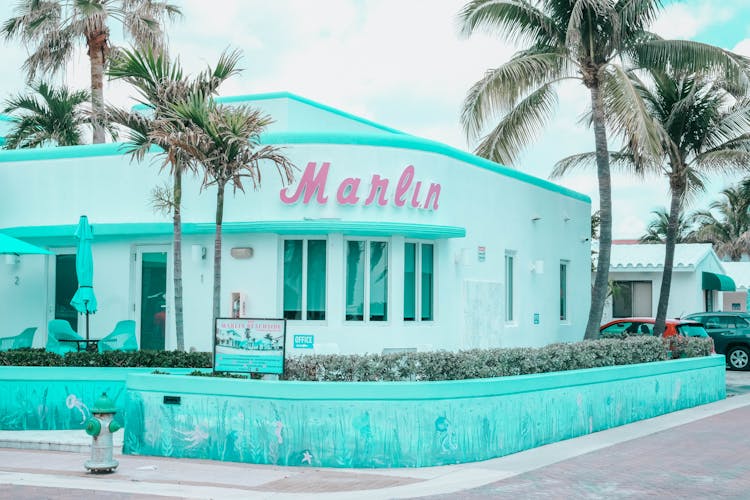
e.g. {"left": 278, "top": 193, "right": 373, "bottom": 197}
{"left": 458, "top": 0, "right": 560, "bottom": 46}
{"left": 461, "top": 49, "right": 572, "bottom": 139}
{"left": 550, "top": 151, "right": 636, "bottom": 178}
{"left": 473, "top": 81, "right": 559, "bottom": 165}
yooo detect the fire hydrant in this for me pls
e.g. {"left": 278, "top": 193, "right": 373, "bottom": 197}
{"left": 84, "top": 392, "right": 122, "bottom": 473}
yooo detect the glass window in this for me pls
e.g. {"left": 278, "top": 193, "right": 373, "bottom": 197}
{"left": 55, "top": 254, "right": 79, "bottom": 331}
{"left": 346, "top": 240, "right": 389, "bottom": 322}
{"left": 404, "top": 242, "right": 434, "bottom": 322}
{"left": 560, "top": 262, "right": 568, "bottom": 321}
{"left": 612, "top": 281, "right": 652, "bottom": 318}
{"left": 505, "top": 253, "right": 514, "bottom": 322}
{"left": 283, "top": 239, "right": 326, "bottom": 321}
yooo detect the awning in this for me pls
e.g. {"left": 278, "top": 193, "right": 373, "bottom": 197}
{"left": 702, "top": 271, "right": 736, "bottom": 291}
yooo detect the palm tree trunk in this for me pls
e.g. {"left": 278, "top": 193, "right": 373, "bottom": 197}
{"left": 213, "top": 183, "right": 225, "bottom": 322}
{"left": 654, "top": 175, "right": 682, "bottom": 335}
{"left": 584, "top": 82, "right": 613, "bottom": 340}
{"left": 173, "top": 167, "right": 185, "bottom": 350}
{"left": 87, "top": 30, "right": 107, "bottom": 144}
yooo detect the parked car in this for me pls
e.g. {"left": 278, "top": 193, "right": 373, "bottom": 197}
{"left": 599, "top": 318, "right": 709, "bottom": 339}
{"left": 682, "top": 312, "right": 750, "bottom": 371}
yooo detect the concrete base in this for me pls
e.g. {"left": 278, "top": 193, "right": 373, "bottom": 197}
{"left": 0, "top": 430, "right": 124, "bottom": 453}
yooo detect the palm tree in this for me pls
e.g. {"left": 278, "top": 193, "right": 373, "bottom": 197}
{"left": 458, "top": 0, "right": 750, "bottom": 339}
{"left": 692, "top": 185, "right": 750, "bottom": 261}
{"left": 3, "top": 81, "right": 91, "bottom": 148}
{"left": 639, "top": 208, "right": 695, "bottom": 244}
{"left": 106, "top": 47, "right": 241, "bottom": 351}
{"left": 556, "top": 70, "right": 750, "bottom": 334}
{"left": 152, "top": 95, "right": 295, "bottom": 322}
{"left": 2, "top": 0, "right": 181, "bottom": 144}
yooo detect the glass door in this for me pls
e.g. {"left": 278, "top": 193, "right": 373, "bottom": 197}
{"left": 135, "top": 248, "right": 168, "bottom": 351}
{"left": 47, "top": 251, "right": 79, "bottom": 332}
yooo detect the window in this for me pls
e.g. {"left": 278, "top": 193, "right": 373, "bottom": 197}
{"left": 560, "top": 262, "right": 568, "bottom": 321}
{"left": 404, "top": 242, "right": 434, "bottom": 321}
{"left": 612, "top": 281, "right": 652, "bottom": 318}
{"left": 505, "top": 253, "right": 514, "bottom": 322}
{"left": 283, "top": 239, "right": 327, "bottom": 320}
{"left": 346, "top": 240, "right": 388, "bottom": 321}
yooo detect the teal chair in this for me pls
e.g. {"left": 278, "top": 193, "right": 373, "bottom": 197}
{"left": 0, "top": 327, "right": 37, "bottom": 351}
{"left": 99, "top": 320, "right": 138, "bottom": 352}
{"left": 47, "top": 320, "right": 84, "bottom": 355}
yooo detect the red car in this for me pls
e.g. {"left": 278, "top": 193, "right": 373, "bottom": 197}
{"left": 599, "top": 317, "right": 709, "bottom": 338}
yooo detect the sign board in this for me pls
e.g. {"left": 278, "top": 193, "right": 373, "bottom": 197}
{"left": 293, "top": 334, "right": 315, "bottom": 349}
{"left": 214, "top": 318, "right": 286, "bottom": 374}
{"left": 478, "top": 246, "right": 486, "bottom": 262}
{"left": 533, "top": 313, "right": 540, "bottom": 325}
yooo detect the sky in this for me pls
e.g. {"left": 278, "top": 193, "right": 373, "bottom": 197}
{"left": 1, "top": 0, "right": 750, "bottom": 238}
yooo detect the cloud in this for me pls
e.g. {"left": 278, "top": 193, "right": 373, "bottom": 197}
{"left": 652, "top": 1, "right": 733, "bottom": 39}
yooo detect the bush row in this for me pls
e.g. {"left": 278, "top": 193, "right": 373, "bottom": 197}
{"left": 0, "top": 349, "right": 212, "bottom": 368}
{"left": 0, "top": 337, "right": 713, "bottom": 381}
{"left": 282, "top": 336, "right": 714, "bottom": 382}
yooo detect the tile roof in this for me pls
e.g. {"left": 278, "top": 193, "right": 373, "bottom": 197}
{"left": 609, "top": 243, "right": 715, "bottom": 271}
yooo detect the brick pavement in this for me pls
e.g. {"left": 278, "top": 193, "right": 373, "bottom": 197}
{"left": 425, "top": 406, "right": 750, "bottom": 499}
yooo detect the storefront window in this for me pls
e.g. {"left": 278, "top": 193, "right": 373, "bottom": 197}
{"left": 283, "top": 239, "right": 326, "bottom": 320}
{"left": 404, "top": 242, "right": 433, "bottom": 321}
{"left": 346, "top": 239, "right": 388, "bottom": 321}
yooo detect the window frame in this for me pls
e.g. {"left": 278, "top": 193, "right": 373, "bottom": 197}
{"left": 344, "top": 238, "right": 390, "bottom": 323}
{"left": 281, "top": 237, "right": 328, "bottom": 322}
{"left": 505, "top": 251, "right": 516, "bottom": 324}
{"left": 404, "top": 240, "right": 435, "bottom": 323}
{"left": 560, "top": 261, "right": 569, "bottom": 322}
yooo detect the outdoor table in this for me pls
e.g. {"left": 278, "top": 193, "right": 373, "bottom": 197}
{"left": 59, "top": 338, "right": 100, "bottom": 353}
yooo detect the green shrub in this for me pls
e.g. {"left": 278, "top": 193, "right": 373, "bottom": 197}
{"left": 282, "top": 336, "right": 711, "bottom": 382}
{"left": 0, "top": 349, "right": 212, "bottom": 368}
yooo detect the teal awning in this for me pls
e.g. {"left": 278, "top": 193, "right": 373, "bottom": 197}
{"left": 702, "top": 271, "right": 736, "bottom": 291}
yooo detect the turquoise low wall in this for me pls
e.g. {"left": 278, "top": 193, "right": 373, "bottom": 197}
{"left": 123, "top": 356, "right": 726, "bottom": 468}
{"left": 0, "top": 367, "right": 203, "bottom": 430}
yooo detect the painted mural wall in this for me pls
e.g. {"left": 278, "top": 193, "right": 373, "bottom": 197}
{"left": 123, "top": 356, "right": 725, "bottom": 468}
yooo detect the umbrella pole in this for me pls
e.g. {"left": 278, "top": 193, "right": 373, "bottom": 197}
{"left": 84, "top": 299, "right": 90, "bottom": 340}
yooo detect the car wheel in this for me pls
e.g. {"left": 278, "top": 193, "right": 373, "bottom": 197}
{"left": 727, "top": 346, "right": 750, "bottom": 371}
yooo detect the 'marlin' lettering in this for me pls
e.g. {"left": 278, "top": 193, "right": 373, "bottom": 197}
{"left": 279, "top": 162, "right": 440, "bottom": 210}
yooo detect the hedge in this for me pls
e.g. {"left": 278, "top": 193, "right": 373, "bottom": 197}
{"left": 0, "top": 349, "right": 212, "bottom": 368}
{"left": 281, "top": 337, "right": 715, "bottom": 382}
{"left": 0, "top": 337, "right": 713, "bottom": 382}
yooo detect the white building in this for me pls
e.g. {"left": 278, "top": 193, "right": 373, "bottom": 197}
{"left": 603, "top": 243, "right": 735, "bottom": 322}
{"left": 0, "top": 92, "right": 591, "bottom": 354}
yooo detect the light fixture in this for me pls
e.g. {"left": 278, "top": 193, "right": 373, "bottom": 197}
{"left": 191, "top": 245, "right": 207, "bottom": 263}
{"left": 530, "top": 260, "right": 544, "bottom": 274}
{"left": 531, "top": 215, "right": 542, "bottom": 222}
{"left": 230, "top": 247, "right": 254, "bottom": 259}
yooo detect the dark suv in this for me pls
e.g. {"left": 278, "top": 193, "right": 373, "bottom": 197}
{"left": 683, "top": 312, "right": 750, "bottom": 370}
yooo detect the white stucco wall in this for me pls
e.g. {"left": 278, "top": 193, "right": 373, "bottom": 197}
{"left": 0, "top": 96, "right": 591, "bottom": 354}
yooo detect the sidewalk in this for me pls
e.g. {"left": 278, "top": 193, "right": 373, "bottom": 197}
{"left": 2, "top": 392, "right": 750, "bottom": 499}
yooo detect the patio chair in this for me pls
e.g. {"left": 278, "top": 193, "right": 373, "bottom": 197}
{"left": 46, "top": 320, "right": 84, "bottom": 355}
{"left": 0, "top": 327, "right": 37, "bottom": 351}
{"left": 98, "top": 320, "right": 138, "bottom": 352}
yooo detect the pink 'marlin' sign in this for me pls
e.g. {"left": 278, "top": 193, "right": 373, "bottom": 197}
{"left": 280, "top": 162, "right": 441, "bottom": 211}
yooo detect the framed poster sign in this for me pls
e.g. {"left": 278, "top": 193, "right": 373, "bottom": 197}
{"left": 214, "top": 317, "right": 286, "bottom": 374}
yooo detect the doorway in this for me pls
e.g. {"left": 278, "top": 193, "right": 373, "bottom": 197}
{"left": 48, "top": 251, "right": 79, "bottom": 332}
{"left": 135, "top": 248, "right": 168, "bottom": 350}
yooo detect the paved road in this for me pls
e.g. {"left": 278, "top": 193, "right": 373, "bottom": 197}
{"left": 0, "top": 371, "right": 748, "bottom": 499}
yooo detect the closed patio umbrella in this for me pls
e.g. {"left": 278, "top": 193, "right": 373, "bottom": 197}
{"left": 70, "top": 216, "right": 97, "bottom": 340}
{"left": 0, "top": 233, "right": 53, "bottom": 255}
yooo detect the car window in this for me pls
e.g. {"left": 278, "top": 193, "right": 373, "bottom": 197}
{"left": 637, "top": 323, "right": 654, "bottom": 335}
{"left": 676, "top": 324, "right": 709, "bottom": 338}
{"left": 703, "top": 316, "right": 721, "bottom": 329}
{"left": 725, "top": 316, "right": 750, "bottom": 328}
{"left": 601, "top": 322, "right": 632, "bottom": 335}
